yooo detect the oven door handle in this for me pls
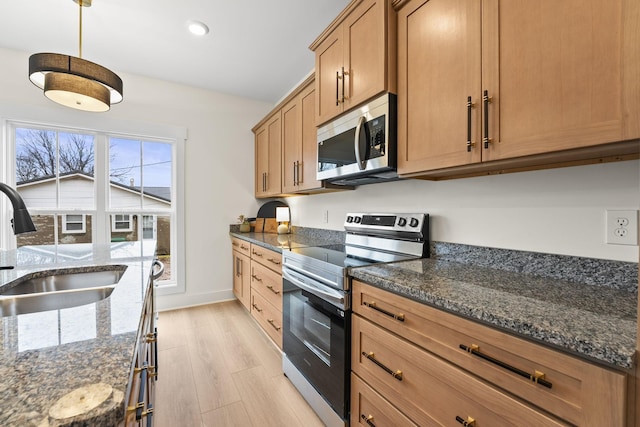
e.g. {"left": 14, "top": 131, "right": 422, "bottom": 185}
{"left": 283, "top": 262, "right": 339, "bottom": 289}
{"left": 283, "top": 268, "right": 345, "bottom": 307}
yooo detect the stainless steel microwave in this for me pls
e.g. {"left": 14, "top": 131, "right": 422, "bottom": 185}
{"left": 317, "top": 93, "right": 398, "bottom": 186}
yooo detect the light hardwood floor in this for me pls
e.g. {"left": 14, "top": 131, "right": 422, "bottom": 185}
{"left": 154, "top": 300, "right": 325, "bottom": 427}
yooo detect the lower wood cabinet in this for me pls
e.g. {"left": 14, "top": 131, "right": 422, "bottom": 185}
{"left": 352, "top": 280, "right": 629, "bottom": 426}
{"left": 351, "top": 373, "right": 418, "bottom": 427}
{"left": 231, "top": 237, "right": 252, "bottom": 310}
{"left": 231, "top": 237, "right": 283, "bottom": 350}
{"left": 124, "top": 263, "right": 159, "bottom": 426}
{"left": 250, "top": 289, "right": 283, "bottom": 348}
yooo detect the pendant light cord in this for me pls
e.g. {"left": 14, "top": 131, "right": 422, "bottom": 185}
{"left": 78, "top": 0, "right": 83, "bottom": 58}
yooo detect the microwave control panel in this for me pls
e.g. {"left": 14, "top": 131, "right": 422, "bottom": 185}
{"left": 364, "top": 116, "right": 386, "bottom": 157}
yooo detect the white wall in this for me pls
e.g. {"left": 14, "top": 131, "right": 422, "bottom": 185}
{"left": 287, "top": 160, "right": 640, "bottom": 262}
{"left": 0, "top": 47, "right": 268, "bottom": 311}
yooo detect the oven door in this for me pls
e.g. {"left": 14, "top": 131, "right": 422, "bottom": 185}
{"left": 282, "top": 268, "right": 350, "bottom": 419}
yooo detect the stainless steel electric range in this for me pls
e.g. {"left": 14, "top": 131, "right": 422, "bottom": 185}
{"left": 282, "top": 213, "right": 429, "bottom": 427}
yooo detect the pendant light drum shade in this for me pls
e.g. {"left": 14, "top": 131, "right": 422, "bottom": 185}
{"left": 29, "top": 53, "right": 123, "bottom": 111}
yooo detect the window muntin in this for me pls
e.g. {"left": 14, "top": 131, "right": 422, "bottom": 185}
{"left": 9, "top": 123, "right": 177, "bottom": 287}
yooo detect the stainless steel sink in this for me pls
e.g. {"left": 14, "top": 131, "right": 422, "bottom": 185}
{"left": 0, "top": 265, "right": 127, "bottom": 316}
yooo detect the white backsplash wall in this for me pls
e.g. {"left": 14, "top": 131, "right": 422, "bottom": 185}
{"left": 286, "top": 159, "right": 640, "bottom": 262}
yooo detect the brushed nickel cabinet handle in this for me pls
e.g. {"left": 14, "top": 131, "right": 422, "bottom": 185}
{"left": 362, "top": 351, "right": 403, "bottom": 381}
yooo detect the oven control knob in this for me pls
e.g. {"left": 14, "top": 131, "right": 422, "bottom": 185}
{"left": 409, "top": 218, "right": 420, "bottom": 228}
{"left": 354, "top": 216, "right": 362, "bottom": 224}
{"left": 346, "top": 216, "right": 354, "bottom": 223}
{"left": 398, "top": 217, "right": 407, "bottom": 227}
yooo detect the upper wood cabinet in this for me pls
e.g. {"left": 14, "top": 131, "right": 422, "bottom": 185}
{"left": 396, "top": 0, "right": 640, "bottom": 178}
{"left": 254, "top": 112, "right": 282, "bottom": 198}
{"left": 310, "top": 0, "right": 397, "bottom": 126}
{"left": 282, "top": 79, "right": 323, "bottom": 193}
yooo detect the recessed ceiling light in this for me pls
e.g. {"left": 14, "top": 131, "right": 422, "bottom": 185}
{"left": 187, "top": 20, "right": 209, "bottom": 36}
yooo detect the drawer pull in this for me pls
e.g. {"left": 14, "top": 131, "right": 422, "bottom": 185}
{"left": 266, "top": 285, "right": 281, "bottom": 295}
{"left": 459, "top": 344, "right": 552, "bottom": 389}
{"left": 361, "top": 414, "right": 376, "bottom": 427}
{"left": 267, "top": 319, "right": 281, "bottom": 331}
{"left": 362, "top": 351, "right": 403, "bottom": 381}
{"left": 241, "top": 245, "right": 249, "bottom": 250}
{"left": 251, "top": 274, "right": 263, "bottom": 282}
{"left": 363, "top": 300, "right": 404, "bottom": 322}
{"left": 252, "top": 303, "right": 263, "bottom": 313}
{"left": 267, "top": 257, "right": 281, "bottom": 265}
{"left": 456, "top": 415, "right": 476, "bottom": 426}
{"left": 252, "top": 251, "right": 263, "bottom": 257}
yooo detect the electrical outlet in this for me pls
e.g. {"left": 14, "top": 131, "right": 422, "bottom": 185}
{"left": 606, "top": 210, "right": 638, "bottom": 245}
{"left": 323, "top": 210, "right": 329, "bottom": 223}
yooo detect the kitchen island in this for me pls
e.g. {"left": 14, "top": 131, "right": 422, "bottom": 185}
{"left": 0, "top": 242, "right": 157, "bottom": 427}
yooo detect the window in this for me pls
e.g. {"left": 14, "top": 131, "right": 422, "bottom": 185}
{"left": 112, "top": 214, "right": 133, "bottom": 232}
{"left": 62, "top": 214, "right": 86, "bottom": 234}
{"left": 4, "top": 121, "right": 183, "bottom": 292}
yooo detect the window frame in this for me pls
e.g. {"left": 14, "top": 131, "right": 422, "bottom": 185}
{"left": 62, "top": 214, "right": 87, "bottom": 234}
{"left": 2, "top": 115, "right": 186, "bottom": 296}
{"left": 111, "top": 214, "right": 133, "bottom": 232}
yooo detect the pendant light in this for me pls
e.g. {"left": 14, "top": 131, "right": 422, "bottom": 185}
{"left": 28, "top": 0, "right": 123, "bottom": 112}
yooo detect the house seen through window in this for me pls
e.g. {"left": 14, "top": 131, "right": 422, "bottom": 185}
{"left": 12, "top": 126, "right": 175, "bottom": 283}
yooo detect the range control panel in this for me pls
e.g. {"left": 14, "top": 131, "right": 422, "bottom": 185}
{"left": 344, "top": 213, "right": 428, "bottom": 233}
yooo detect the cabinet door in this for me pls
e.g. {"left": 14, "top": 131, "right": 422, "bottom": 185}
{"left": 343, "top": 0, "right": 387, "bottom": 112}
{"left": 315, "top": 29, "right": 344, "bottom": 126}
{"left": 255, "top": 124, "right": 269, "bottom": 197}
{"left": 299, "top": 85, "right": 323, "bottom": 191}
{"left": 265, "top": 113, "right": 282, "bottom": 196}
{"left": 281, "top": 97, "right": 301, "bottom": 194}
{"left": 397, "top": 0, "right": 482, "bottom": 175}
{"left": 233, "top": 250, "right": 250, "bottom": 310}
{"left": 482, "top": 0, "right": 639, "bottom": 161}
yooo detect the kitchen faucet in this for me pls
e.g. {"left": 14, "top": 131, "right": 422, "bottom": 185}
{"left": 0, "top": 182, "right": 36, "bottom": 270}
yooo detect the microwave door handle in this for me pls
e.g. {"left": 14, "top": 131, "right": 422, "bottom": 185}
{"left": 354, "top": 115, "right": 366, "bottom": 170}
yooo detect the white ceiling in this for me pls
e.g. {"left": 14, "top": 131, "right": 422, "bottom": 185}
{"left": 0, "top": 0, "right": 351, "bottom": 104}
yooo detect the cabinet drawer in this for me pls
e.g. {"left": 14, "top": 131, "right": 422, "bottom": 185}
{"left": 352, "top": 280, "right": 626, "bottom": 426}
{"left": 250, "top": 244, "right": 282, "bottom": 272}
{"left": 351, "top": 373, "right": 418, "bottom": 427}
{"left": 353, "top": 315, "right": 568, "bottom": 427}
{"left": 251, "top": 290, "right": 283, "bottom": 349}
{"left": 231, "top": 237, "right": 251, "bottom": 256}
{"left": 250, "top": 261, "right": 282, "bottom": 311}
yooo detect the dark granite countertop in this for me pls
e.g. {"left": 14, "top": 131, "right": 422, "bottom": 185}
{"left": 230, "top": 226, "right": 344, "bottom": 252}
{"left": 231, "top": 229, "right": 637, "bottom": 371}
{"left": 349, "top": 258, "right": 637, "bottom": 370}
{"left": 0, "top": 242, "right": 156, "bottom": 427}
